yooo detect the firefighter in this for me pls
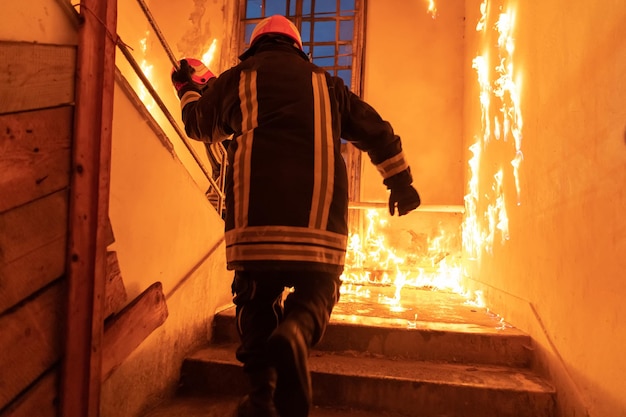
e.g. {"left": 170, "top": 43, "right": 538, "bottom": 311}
{"left": 171, "top": 14, "right": 421, "bottom": 417}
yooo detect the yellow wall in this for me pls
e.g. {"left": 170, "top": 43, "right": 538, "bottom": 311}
{"left": 361, "top": 0, "right": 466, "bottom": 206}
{"left": 462, "top": 1, "right": 626, "bottom": 416}
{"left": 101, "top": 79, "right": 233, "bottom": 417}
{"left": 101, "top": 0, "right": 236, "bottom": 415}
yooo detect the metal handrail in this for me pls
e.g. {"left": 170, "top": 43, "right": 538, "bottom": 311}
{"left": 115, "top": 0, "right": 227, "bottom": 214}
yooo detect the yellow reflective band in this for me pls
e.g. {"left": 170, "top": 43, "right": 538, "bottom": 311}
{"left": 180, "top": 90, "right": 201, "bottom": 109}
{"left": 310, "top": 72, "right": 335, "bottom": 230}
{"left": 376, "top": 151, "right": 409, "bottom": 179}
{"left": 234, "top": 70, "right": 258, "bottom": 228}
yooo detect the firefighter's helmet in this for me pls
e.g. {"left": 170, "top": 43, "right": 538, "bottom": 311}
{"left": 240, "top": 15, "right": 304, "bottom": 60}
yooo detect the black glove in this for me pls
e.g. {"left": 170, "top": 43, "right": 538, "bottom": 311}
{"left": 388, "top": 185, "right": 421, "bottom": 216}
{"left": 171, "top": 59, "right": 195, "bottom": 92}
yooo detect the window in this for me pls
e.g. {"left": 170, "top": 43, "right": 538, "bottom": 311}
{"left": 240, "top": 0, "right": 365, "bottom": 93}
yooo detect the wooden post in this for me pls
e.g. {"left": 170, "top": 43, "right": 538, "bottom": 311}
{"left": 60, "top": 0, "right": 117, "bottom": 416}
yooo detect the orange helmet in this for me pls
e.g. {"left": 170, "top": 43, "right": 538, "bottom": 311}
{"left": 240, "top": 15, "right": 304, "bottom": 60}
{"left": 183, "top": 58, "right": 215, "bottom": 85}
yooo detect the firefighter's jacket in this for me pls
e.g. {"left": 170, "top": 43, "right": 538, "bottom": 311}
{"left": 178, "top": 42, "right": 413, "bottom": 274}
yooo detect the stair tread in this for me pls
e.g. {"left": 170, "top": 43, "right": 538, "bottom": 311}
{"left": 217, "top": 305, "right": 528, "bottom": 336}
{"left": 144, "top": 395, "right": 409, "bottom": 417}
{"left": 187, "top": 343, "right": 555, "bottom": 394}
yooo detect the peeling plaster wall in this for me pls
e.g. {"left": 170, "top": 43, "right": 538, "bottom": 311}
{"left": 463, "top": 1, "right": 626, "bottom": 416}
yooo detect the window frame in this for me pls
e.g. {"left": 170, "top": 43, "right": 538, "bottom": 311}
{"left": 237, "top": 0, "right": 366, "bottom": 96}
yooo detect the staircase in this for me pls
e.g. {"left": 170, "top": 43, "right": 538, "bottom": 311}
{"left": 143, "top": 285, "right": 556, "bottom": 417}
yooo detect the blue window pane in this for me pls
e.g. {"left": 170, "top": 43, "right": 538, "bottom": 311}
{"left": 313, "top": 21, "right": 336, "bottom": 42}
{"left": 313, "top": 44, "right": 335, "bottom": 60}
{"left": 315, "top": 0, "right": 336, "bottom": 15}
{"left": 303, "top": 0, "right": 312, "bottom": 16}
{"left": 301, "top": 21, "right": 311, "bottom": 43}
{"left": 266, "top": 0, "right": 287, "bottom": 16}
{"left": 303, "top": 45, "right": 311, "bottom": 56}
{"left": 313, "top": 56, "right": 334, "bottom": 67}
{"left": 245, "top": 23, "right": 256, "bottom": 44}
{"left": 246, "top": 0, "right": 262, "bottom": 18}
{"left": 338, "top": 44, "right": 352, "bottom": 66}
{"left": 340, "top": 0, "right": 355, "bottom": 16}
{"left": 338, "top": 69, "right": 352, "bottom": 88}
{"left": 311, "top": 44, "right": 334, "bottom": 67}
{"left": 289, "top": 0, "right": 296, "bottom": 16}
{"left": 339, "top": 19, "right": 353, "bottom": 41}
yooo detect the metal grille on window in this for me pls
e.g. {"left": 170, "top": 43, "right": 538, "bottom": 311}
{"left": 242, "top": 0, "right": 359, "bottom": 90}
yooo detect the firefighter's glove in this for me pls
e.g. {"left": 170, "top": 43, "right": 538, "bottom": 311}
{"left": 171, "top": 59, "right": 195, "bottom": 92}
{"left": 171, "top": 58, "right": 215, "bottom": 97}
{"left": 388, "top": 185, "right": 421, "bottom": 216}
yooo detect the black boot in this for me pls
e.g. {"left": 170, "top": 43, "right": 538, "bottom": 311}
{"left": 235, "top": 368, "right": 279, "bottom": 417}
{"left": 267, "top": 317, "right": 313, "bottom": 417}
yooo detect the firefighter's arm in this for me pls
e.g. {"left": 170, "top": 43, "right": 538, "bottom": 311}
{"left": 171, "top": 59, "right": 231, "bottom": 143}
{"left": 336, "top": 79, "right": 420, "bottom": 216}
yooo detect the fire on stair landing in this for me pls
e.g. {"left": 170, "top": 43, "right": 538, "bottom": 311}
{"left": 337, "top": 206, "right": 509, "bottom": 329}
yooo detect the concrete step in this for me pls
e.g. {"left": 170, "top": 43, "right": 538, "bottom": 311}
{"left": 212, "top": 305, "right": 532, "bottom": 368}
{"left": 143, "top": 395, "right": 411, "bottom": 417}
{"left": 179, "top": 343, "right": 555, "bottom": 417}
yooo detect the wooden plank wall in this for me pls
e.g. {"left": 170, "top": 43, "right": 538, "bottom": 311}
{"left": 0, "top": 41, "right": 76, "bottom": 416}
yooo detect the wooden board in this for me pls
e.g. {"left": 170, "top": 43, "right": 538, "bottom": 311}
{"left": 101, "top": 282, "right": 168, "bottom": 380}
{"left": 0, "top": 106, "right": 73, "bottom": 213}
{"left": 0, "top": 42, "right": 76, "bottom": 114}
{"left": 0, "top": 369, "right": 58, "bottom": 417}
{"left": 0, "top": 189, "right": 68, "bottom": 263}
{"left": 0, "top": 282, "right": 64, "bottom": 410}
{"left": 0, "top": 190, "right": 68, "bottom": 314}
{"left": 0, "top": 236, "right": 65, "bottom": 315}
{"left": 105, "top": 217, "right": 115, "bottom": 246}
{"left": 104, "top": 251, "right": 127, "bottom": 318}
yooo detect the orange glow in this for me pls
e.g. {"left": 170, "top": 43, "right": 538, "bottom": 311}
{"left": 138, "top": 31, "right": 156, "bottom": 111}
{"left": 426, "top": 0, "right": 438, "bottom": 19}
{"left": 341, "top": 209, "right": 485, "bottom": 310}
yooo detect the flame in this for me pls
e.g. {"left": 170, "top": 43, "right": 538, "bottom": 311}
{"left": 476, "top": 0, "right": 489, "bottom": 31}
{"left": 462, "top": 2, "right": 522, "bottom": 266}
{"left": 494, "top": 8, "right": 523, "bottom": 203}
{"left": 341, "top": 208, "right": 485, "bottom": 312}
{"left": 426, "top": 0, "right": 438, "bottom": 19}
{"left": 201, "top": 39, "right": 218, "bottom": 68}
{"left": 137, "top": 31, "right": 156, "bottom": 111}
